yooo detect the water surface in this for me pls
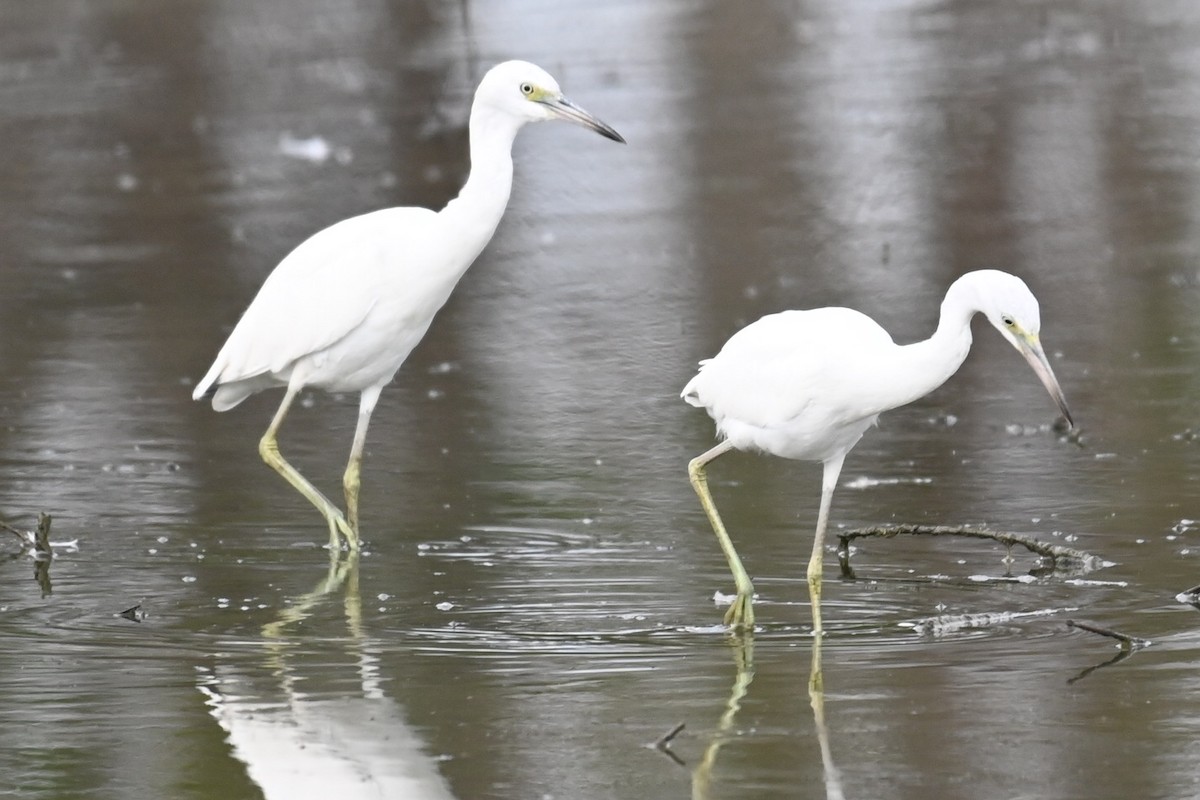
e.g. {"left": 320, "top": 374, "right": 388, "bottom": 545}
{"left": 3, "top": 2, "right": 1200, "bottom": 798}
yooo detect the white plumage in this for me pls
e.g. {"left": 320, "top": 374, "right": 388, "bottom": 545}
{"left": 683, "top": 270, "right": 1074, "bottom": 632}
{"left": 194, "top": 61, "right": 623, "bottom": 547}
{"left": 198, "top": 207, "right": 438, "bottom": 410}
{"left": 683, "top": 308, "right": 897, "bottom": 462}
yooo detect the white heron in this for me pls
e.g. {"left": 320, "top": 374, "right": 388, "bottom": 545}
{"left": 194, "top": 61, "right": 624, "bottom": 548}
{"left": 682, "top": 270, "right": 1074, "bottom": 632}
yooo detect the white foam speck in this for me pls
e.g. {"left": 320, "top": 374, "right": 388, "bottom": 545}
{"left": 844, "top": 475, "right": 933, "bottom": 490}
{"left": 712, "top": 590, "right": 734, "bottom": 607}
{"left": 967, "top": 574, "right": 1037, "bottom": 583}
{"left": 279, "top": 133, "right": 332, "bottom": 163}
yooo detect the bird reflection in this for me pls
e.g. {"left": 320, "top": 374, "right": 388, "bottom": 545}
{"left": 693, "top": 586, "right": 844, "bottom": 800}
{"left": 806, "top": 582, "right": 845, "bottom": 800}
{"left": 199, "top": 548, "right": 456, "bottom": 799}
{"left": 261, "top": 547, "right": 363, "bottom": 641}
{"left": 691, "top": 634, "right": 756, "bottom": 800}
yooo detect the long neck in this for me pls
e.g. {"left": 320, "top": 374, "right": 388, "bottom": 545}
{"left": 437, "top": 102, "right": 522, "bottom": 272}
{"left": 878, "top": 280, "right": 980, "bottom": 412}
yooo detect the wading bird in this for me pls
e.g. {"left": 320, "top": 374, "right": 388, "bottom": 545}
{"left": 194, "top": 61, "right": 624, "bottom": 548}
{"left": 682, "top": 270, "right": 1073, "bottom": 632}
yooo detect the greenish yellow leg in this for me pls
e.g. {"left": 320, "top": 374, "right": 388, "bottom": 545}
{"left": 688, "top": 439, "right": 755, "bottom": 631}
{"left": 342, "top": 386, "right": 381, "bottom": 537}
{"left": 343, "top": 458, "right": 362, "bottom": 534}
{"left": 806, "top": 540, "right": 825, "bottom": 638}
{"left": 807, "top": 453, "right": 846, "bottom": 638}
{"left": 259, "top": 385, "right": 358, "bottom": 550}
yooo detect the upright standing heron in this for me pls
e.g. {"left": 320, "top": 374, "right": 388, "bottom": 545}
{"left": 682, "top": 270, "right": 1074, "bottom": 632}
{"left": 194, "top": 61, "right": 624, "bottom": 548}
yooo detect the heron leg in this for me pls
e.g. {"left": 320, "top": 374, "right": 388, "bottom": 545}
{"left": 808, "top": 453, "right": 846, "bottom": 637}
{"left": 688, "top": 439, "right": 755, "bottom": 630}
{"left": 343, "top": 386, "right": 381, "bottom": 536}
{"left": 259, "top": 385, "right": 358, "bottom": 550}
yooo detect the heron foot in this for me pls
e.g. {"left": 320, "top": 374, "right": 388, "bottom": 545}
{"left": 321, "top": 507, "right": 359, "bottom": 552}
{"left": 723, "top": 591, "right": 756, "bottom": 631}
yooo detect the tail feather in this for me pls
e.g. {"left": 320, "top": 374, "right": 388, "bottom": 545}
{"left": 681, "top": 372, "right": 706, "bottom": 408}
{"left": 211, "top": 381, "right": 264, "bottom": 412}
{"left": 680, "top": 355, "right": 717, "bottom": 408}
{"left": 192, "top": 358, "right": 225, "bottom": 403}
{"left": 192, "top": 358, "right": 272, "bottom": 411}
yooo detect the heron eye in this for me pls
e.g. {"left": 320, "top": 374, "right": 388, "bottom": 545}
{"left": 1002, "top": 315, "right": 1015, "bottom": 327}
{"left": 520, "top": 82, "right": 534, "bottom": 96}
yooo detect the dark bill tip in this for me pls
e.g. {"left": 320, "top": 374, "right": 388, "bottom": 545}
{"left": 545, "top": 96, "right": 626, "bottom": 144}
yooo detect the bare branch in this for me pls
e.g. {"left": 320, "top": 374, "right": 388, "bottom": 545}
{"left": 650, "top": 722, "right": 687, "bottom": 767}
{"left": 836, "top": 524, "right": 1102, "bottom": 577}
{"left": 0, "top": 518, "right": 29, "bottom": 542}
{"left": 655, "top": 722, "right": 685, "bottom": 749}
{"left": 1066, "top": 619, "right": 1150, "bottom": 650}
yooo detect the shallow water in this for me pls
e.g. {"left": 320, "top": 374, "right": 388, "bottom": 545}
{"left": 3, "top": 1, "right": 1200, "bottom": 798}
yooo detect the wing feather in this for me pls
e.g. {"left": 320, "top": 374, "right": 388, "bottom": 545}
{"left": 682, "top": 308, "right": 896, "bottom": 428}
{"left": 194, "top": 207, "right": 437, "bottom": 400}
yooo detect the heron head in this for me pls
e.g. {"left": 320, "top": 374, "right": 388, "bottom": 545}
{"left": 970, "top": 270, "right": 1074, "bottom": 429}
{"left": 973, "top": 270, "right": 1043, "bottom": 349}
{"left": 477, "top": 60, "right": 625, "bottom": 142}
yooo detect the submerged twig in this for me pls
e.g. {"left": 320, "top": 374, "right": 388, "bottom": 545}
{"left": 1175, "top": 584, "right": 1200, "bottom": 609}
{"left": 836, "top": 524, "right": 1101, "bottom": 578}
{"left": 1, "top": 518, "right": 28, "bottom": 543}
{"left": 651, "top": 722, "right": 686, "bottom": 766}
{"left": 33, "top": 513, "right": 52, "bottom": 557}
{"left": 656, "top": 722, "right": 685, "bottom": 748}
{"left": 2, "top": 513, "right": 54, "bottom": 556}
{"left": 1065, "top": 619, "right": 1150, "bottom": 650}
{"left": 116, "top": 603, "right": 146, "bottom": 623}
{"left": 907, "top": 607, "right": 1075, "bottom": 637}
{"left": 1065, "top": 620, "right": 1148, "bottom": 684}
